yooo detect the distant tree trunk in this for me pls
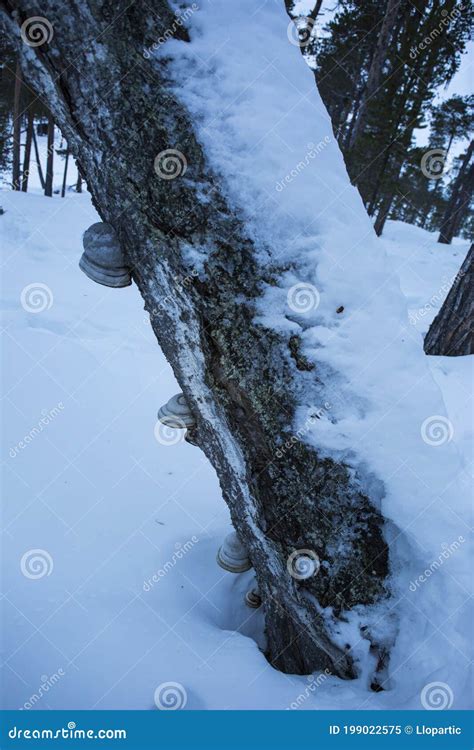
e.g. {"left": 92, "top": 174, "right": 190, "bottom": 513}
{"left": 2, "top": 0, "right": 392, "bottom": 679}
{"left": 438, "top": 140, "right": 473, "bottom": 245}
{"left": 12, "top": 60, "right": 21, "bottom": 190}
{"left": 424, "top": 244, "right": 473, "bottom": 356}
{"left": 21, "top": 108, "right": 33, "bottom": 192}
{"left": 44, "top": 116, "right": 54, "bottom": 197}
{"left": 348, "top": 0, "right": 401, "bottom": 149}
{"left": 374, "top": 189, "right": 395, "bottom": 236}
{"left": 75, "top": 165, "right": 83, "bottom": 193}
{"left": 61, "top": 148, "right": 70, "bottom": 197}
{"left": 32, "top": 126, "right": 45, "bottom": 189}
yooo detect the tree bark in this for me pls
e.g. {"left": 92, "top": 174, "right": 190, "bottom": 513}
{"left": 32, "top": 125, "right": 45, "bottom": 189}
{"left": 44, "top": 115, "right": 54, "bottom": 197}
{"left": 438, "top": 140, "right": 473, "bottom": 245}
{"left": 21, "top": 107, "right": 33, "bottom": 192}
{"left": 12, "top": 59, "right": 21, "bottom": 190}
{"left": 61, "top": 148, "right": 69, "bottom": 197}
{"left": 424, "top": 244, "right": 473, "bottom": 356}
{"left": 348, "top": 0, "right": 401, "bottom": 150}
{"left": 1, "top": 0, "right": 390, "bottom": 678}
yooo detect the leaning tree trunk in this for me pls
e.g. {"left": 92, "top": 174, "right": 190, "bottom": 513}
{"left": 1, "top": 0, "right": 392, "bottom": 679}
{"left": 424, "top": 244, "right": 473, "bottom": 356}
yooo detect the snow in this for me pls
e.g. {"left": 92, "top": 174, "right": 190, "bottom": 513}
{"left": 1, "top": 0, "right": 472, "bottom": 711}
{"left": 160, "top": 0, "right": 471, "bottom": 707}
{"left": 1, "top": 198, "right": 471, "bottom": 712}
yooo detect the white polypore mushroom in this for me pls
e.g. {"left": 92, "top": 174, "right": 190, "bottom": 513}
{"left": 216, "top": 531, "right": 252, "bottom": 573}
{"left": 245, "top": 587, "right": 262, "bottom": 609}
{"left": 79, "top": 222, "right": 132, "bottom": 288}
{"left": 157, "top": 393, "right": 196, "bottom": 429}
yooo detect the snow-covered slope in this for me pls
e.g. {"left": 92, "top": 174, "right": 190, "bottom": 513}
{"left": 1, "top": 189, "right": 471, "bottom": 711}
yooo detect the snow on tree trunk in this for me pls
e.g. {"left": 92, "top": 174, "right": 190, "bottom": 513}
{"left": 2, "top": 0, "right": 468, "bottom": 690}
{"left": 424, "top": 244, "right": 473, "bottom": 356}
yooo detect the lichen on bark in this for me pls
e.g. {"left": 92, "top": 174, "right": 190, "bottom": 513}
{"left": 2, "top": 0, "right": 391, "bottom": 679}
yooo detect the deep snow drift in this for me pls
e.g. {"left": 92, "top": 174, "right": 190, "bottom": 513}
{"left": 1, "top": 188, "right": 470, "bottom": 710}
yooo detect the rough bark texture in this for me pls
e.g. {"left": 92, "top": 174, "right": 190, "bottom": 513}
{"left": 438, "top": 140, "right": 473, "bottom": 245}
{"left": 2, "top": 0, "right": 390, "bottom": 678}
{"left": 424, "top": 244, "right": 473, "bottom": 356}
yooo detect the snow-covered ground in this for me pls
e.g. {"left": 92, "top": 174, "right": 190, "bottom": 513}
{"left": 1, "top": 189, "right": 471, "bottom": 711}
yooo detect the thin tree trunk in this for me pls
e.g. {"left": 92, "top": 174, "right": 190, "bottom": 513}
{"left": 21, "top": 108, "right": 33, "bottom": 192}
{"left": 348, "top": 0, "right": 401, "bottom": 149}
{"left": 438, "top": 140, "right": 473, "bottom": 245}
{"left": 2, "top": 0, "right": 392, "bottom": 679}
{"left": 75, "top": 166, "right": 83, "bottom": 193}
{"left": 424, "top": 244, "right": 473, "bottom": 356}
{"left": 32, "top": 125, "right": 45, "bottom": 189}
{"left": 12, "top": 60, "right": 21, "bottom": 190}
{"left": 61, "top": 148, "right": 70, "bottom": 197}
{"left": 44, "top": 115, "right": 54, "bottom": 197}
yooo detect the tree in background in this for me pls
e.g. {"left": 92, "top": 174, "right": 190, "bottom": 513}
{"left": 0, "top": 33, "right": 82, "bottom": 196}
{"left": 424, "top": 243, "right": 473, "bottom": 355}
{"left": 295, "top": 0, "right": 473, "bottom": 239}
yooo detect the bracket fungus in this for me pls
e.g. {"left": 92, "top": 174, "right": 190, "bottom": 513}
{"left": 157, "top": 393, "right": 196, "bottom": 430}
{"left": 245, "top": 587, "right": 262, "bottom": 609}
{"left": 79, "top": 222, "right": 132, "bottom": 288}
{"left": 216, "top": 531, "right": 252, "bottom": 573}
